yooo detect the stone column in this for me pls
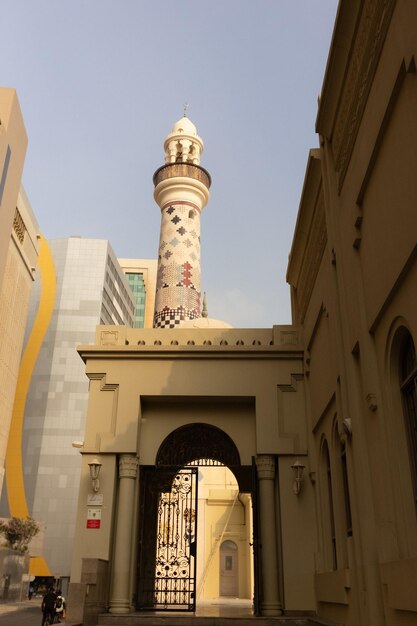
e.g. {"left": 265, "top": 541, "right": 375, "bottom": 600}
{"left": 109, "top": 454, "right": 139, "bottom": 614}
{"left": 256, "top": 454, "right": 282, "bottom": 616}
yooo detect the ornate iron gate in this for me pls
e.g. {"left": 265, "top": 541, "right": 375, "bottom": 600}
{"left": 138, "top": 467, "right": 198, "bottom": 611}
{"left": 137, "top": 424, "right": 256, "bottom": 612}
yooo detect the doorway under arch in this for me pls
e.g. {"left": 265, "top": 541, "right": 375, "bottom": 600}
{"left": 220, "top": 540, "right": 239, "bottom": 597}
{"left": 136, "top": 423, "right": 255, "bottom": 612}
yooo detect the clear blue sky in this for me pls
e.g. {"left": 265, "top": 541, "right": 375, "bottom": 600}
{"left": 2, "top": 1, "right": 338, "bottom": 327}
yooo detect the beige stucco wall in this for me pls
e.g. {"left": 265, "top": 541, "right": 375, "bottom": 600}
{"left": 195, "top": 466, "right": 252, "bottom": 601}
{"left": 70, "top": 454, "right": 117, "bottom": 582}
{"left": 79, "top": 325, "right": 307, "bottom": 460}
{"left": 287, "top": 2, "right": 417, "bottom": 624}
{"left": 70, "top": 324, "right": 316, "bottom": 614}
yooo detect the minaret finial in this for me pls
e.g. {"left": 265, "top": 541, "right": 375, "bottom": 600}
{"left": 183, "top": 101, "right": 189, "bottom": 117}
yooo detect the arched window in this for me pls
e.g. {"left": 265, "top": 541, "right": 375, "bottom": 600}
{"left": 340, "top": 440, "right": 352, "bottom": 536}
{"left": 322, "top": 439, "right": 337, "bottom": 570}
{"left": 400, "top": 333, "right": 417, "bottom": 508}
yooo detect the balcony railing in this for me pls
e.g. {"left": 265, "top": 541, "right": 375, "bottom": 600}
{"left": 153, "top": 163, "right": 211, "bottom": 189}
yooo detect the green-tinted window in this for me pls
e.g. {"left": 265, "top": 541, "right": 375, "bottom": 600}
{"left": 125, "top": 272, "right": 147, "bottom": 328}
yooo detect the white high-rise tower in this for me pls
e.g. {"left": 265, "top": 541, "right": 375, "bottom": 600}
{"left": 153, "top": 116, "right": 211, "bottom": 328}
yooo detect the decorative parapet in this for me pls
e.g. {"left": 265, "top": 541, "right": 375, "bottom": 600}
{"left": 273, "top": 326, "right": 303, "bottom": 347}
{"left": 91, "top": 325, "right": 303, "bottom": 352}
{"left": 99, "top": 330, "right": 121, "bottom": 346}
{"left": 331, "top": 0, "right": 396, "bottom": 191}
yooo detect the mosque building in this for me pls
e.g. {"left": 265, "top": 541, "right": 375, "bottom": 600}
{"left": 56, "top": 2, "right": 417, "bottom": 626}
{"left": 68, "top": 113, "right": 304, "bottom": 621}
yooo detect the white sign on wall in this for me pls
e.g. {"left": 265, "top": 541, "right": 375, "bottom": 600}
{"left": 87, "top": 493, "right": 103, "bottom": 506}
{"left": 86, "top": 507, "right": 102, "bottom": 529}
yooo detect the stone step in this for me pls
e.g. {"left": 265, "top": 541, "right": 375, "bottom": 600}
{"left": 97, "top": 617, "right": 309, "bottom": 626}
{"left": 96, "top": 614, "right": 342, "bottom": 626}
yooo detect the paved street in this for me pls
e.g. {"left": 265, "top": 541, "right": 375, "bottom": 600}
{"left": 0, "top": 598, "right": 44, "bottom": 625}
{"left": 0, "top": 598, "right": 81, "bottom": 625}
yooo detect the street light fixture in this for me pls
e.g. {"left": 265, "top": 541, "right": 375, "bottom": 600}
{"left": 88, "top": 458, "right": 102, "bottom": 493}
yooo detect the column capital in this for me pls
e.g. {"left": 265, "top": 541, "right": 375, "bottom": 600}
{"left": 119, "top": 454, "right": 139, "bottom": 479}
{"left": 256, "top": 454, "right": 275, "bottom": 480}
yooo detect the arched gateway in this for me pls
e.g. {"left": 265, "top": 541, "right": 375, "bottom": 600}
{"left": 137, "top": 423, "right": 256, "bottom": 612}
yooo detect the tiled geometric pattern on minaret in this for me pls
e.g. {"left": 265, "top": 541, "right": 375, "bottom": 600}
{"left": 153, "top": 201, "right": 201, "bottom": 328}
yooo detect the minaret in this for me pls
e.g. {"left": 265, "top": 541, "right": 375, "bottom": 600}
{"left": 153, "top": 115, "right": 211, "bottom": 328}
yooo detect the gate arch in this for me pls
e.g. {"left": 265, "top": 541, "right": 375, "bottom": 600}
{"left": 156, "top": 422, "right": 241, "bottom": 467}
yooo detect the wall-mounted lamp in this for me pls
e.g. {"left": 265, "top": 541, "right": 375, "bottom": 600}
{"left": 342, "top": 418, "right": 352, "bottom": 437}
{"left": 291, "top": 459, "right": 305, "bottom": 496}
{"left": 88, "top": 458, "right": 102, "bottom": 492}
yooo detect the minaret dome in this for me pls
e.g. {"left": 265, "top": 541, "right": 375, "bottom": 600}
{"left": 163, "top": 117, "right": 204, "bottom": 165}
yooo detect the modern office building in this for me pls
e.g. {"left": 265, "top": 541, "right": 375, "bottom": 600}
{"left": 118, "top": 259, "right": 157, "bottom": 329}
{"left": 0, "top": 188, "right": 39, "bottom": 493}
{"left": 0, "top": 89, "right": 28, "bottom": 290}
{"left": 68, "top": 2, "right": 417, "bottom": 626}
{"left": 0, "top": 89, "right": 39, "bottom": 496}
{"left": 1, "top": 237, "right": 137, "bottom": 582}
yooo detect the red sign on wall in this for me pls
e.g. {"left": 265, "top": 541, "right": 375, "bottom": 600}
{"left": 86, "top": 508, "right": 101, "bottom": 529}
{"left": 86, "top": 519, "right": 101, "bottom": 529}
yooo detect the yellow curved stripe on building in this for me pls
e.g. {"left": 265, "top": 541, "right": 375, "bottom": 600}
{"left": 5, "top": 235, "right": 56, "bottom": 576}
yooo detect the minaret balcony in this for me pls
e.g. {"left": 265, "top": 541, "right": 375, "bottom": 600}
{"left": 153, "top": 163, "right": 211, "bottom": 190}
